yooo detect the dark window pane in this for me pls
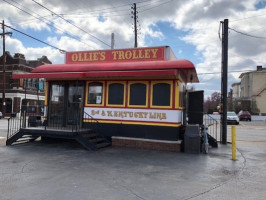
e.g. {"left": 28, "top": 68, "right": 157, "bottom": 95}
{"left": 129, "top": 83, "right": 146, "bottom": 106}
{"left": 87, "top": 82, "right": 103, "bottom": 104}
{"left": 108, "top": 83, "right": 124, "bottom": 105}
{"left": 152, "top": 83, "right": 171, "bottom": 106}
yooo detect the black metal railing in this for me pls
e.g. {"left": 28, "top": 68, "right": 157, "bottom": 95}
{"left": 7, "top": 112, "right": 22, "bottom": 140}
{"left": 203, "top": 114, "right": 218, "bottom": 141}
{"left": 7, "top": 108, "right": 102, "bottom": 140}
{"left": 82, "top": 111, "right": 100, "bottom": 133}
{"left": 46, "top": 114, "right": 80, "bottom": 132}
{"left": 7, "top": 110, "right": 44, "bottom": 139}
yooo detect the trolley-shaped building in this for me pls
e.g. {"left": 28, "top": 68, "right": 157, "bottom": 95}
{"left": 9, "top": 46, "right": 202, "bottom": 151}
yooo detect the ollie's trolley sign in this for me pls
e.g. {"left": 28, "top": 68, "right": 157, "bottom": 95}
{"left": 65, "top": 47, "right": 165, "bottom": 64}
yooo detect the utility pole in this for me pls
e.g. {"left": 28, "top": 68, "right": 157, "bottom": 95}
{"left": 1, "top": 20, "right": 12, "bottom": 118}
{"left": 132, "top": 3, "right": 138, "bottom": 48}
{"left": 111, "top": 33, "right": 114, "bottom": 49}
{"left": 221, "top": 19, "right": 228, "bottom": 144}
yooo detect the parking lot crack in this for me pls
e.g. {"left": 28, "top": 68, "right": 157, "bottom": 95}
{"left": 182, "top": 145, "right": 248, "bottom": 200}
{"left": 119, "top": 184, "right": 148, "bottom": 200}
{"left": 21, "top": 160, "right": 34, "bottom": 173}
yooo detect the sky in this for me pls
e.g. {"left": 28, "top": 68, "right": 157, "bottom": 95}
{"left": 1, "top": 0, "right": 266, "bottom": 99}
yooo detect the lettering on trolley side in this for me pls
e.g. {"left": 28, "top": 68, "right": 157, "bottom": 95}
{"left": 90, "top": 109, "right": 167, "bottom": 121}
{"left": 111, "top": 49, "right": 159, "bottom": 60}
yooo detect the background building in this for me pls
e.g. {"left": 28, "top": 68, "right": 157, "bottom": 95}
{"left": 231, "top": 66, "right": 266, "bottom": 115}
{"left": 0, "top": 52, "right": 51, "bottom": 117}
{"left": 232, "top": 82, "right": 241, "bottom": 99}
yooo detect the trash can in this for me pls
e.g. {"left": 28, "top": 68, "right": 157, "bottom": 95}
{"left": 184, "top": 124, "right": 201, "bottom": 153}
{"left": 28, "top": 116, "right": 42, "bottom": 127}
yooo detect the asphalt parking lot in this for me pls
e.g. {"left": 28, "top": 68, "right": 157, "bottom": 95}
{"left": 0, "top": 118, "right": 266, "bottom": 200}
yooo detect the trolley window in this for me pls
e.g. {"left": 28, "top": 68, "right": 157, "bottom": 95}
{"left": 87, "top": 81, "right": 104, "bottom": 106}
{"left": 128, "top": 82, "right": 148, "bottom": 107}
{"left": 151, "top": 81, "right": 172, "bottom": 108}
{"left": 107, "top": 82, "right": 126, "bottom": 106}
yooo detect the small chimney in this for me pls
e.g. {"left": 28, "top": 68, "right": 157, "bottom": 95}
{"left": 257, "top": 65, "right": 263, "bottom": 71}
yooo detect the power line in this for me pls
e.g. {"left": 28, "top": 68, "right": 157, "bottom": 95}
{"left": 138, "top": 0, "right": 174, "bottom": 13}
{"left": 137, "top": 0, "right": 172, "bottom": 9}
{"left": 230, "top": 13, "right": 266, "bottom": 23}
{"left": 3, "top": 0, "right": 49, "bottom": 24}
{"left": 60, "top": 12, "right": 131, "bottom": 18}
{"left": 1, "top": 23, "right": 66, "bottom": 53}
{"left": 32, "top": 0, "right": 111, "bottom": 48}
{"left": 3, "top": 0, "right": 95, "bottom": 49}
{"left": 62, "top": 0, "right": 154, "bottom": 16}
{"left": 61, "top": 7, "right": 130, "bottom": 16}
{"left": 229, "top": 27, "right": 266, "bottom": 40}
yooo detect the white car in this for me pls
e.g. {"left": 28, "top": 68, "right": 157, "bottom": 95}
{"left": 227, "top": 111, "right": 239, "bottom": 125}
{"left": 0, "top": 111, "right": 2, "bottom": 119}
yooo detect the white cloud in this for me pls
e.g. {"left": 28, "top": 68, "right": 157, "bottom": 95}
{"left": 1, "top": 0, "right": 266, "bottom": 98}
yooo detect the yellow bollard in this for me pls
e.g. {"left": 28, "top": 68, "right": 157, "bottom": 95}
{"left": 232, "top": 125, "right": 236, "bottom": 161}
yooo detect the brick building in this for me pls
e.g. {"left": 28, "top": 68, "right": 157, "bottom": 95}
{"left": 0, "top": 52, "right": 51, "bottom": 117}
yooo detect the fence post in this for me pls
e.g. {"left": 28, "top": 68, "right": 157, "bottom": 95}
{"left": 23, "top": 110, "right": 26, "bottom": 128}
{"left": 7, "top": 118, "right": 10, "bottom": 139}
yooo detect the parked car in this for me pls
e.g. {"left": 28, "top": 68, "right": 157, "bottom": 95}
{"left": 0, "top": 111, "right": 2, "bottom": 119}
{"left": 212, "top": 112, "right": 219, "bottom": 115}
{"left": 238, "top": 110, "right": 251, "bottom": 121}
{"left": 227, "top": 111, "right": 239, "bottom": 125}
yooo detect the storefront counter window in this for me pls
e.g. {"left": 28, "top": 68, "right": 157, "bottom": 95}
{"left": 87, "top": 81, "right": 104, "bottom": 106}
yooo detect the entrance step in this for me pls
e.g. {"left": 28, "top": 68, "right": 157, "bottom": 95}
{"left": 74, "top": 130, "right": 111, "bottom": 150}
{"left": 7, "top": 134, "right": 39, "bottom": 145}
{"left": 6, "top": 128, "right": 111, "bottom": 151}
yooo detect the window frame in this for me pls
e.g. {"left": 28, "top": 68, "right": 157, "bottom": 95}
{"left": 85, "top": 81, "right": 105, "bottom": 107}
{"left": 150, "top": 80, "right": 173, "bottom": 109}
{"left": 127, "top": 81, "right": 149, "bottom": 108}
{"left": 106, "top": 81, "right": 126, "bottom": 107}
{"left": 175, "top": 80, "right": 181, "bottom": 109}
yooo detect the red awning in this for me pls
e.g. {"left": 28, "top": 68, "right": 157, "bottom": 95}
{"left": 13, "top": 60, "right": 199, "bottom": 82}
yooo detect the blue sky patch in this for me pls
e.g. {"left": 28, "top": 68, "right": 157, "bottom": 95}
{"left": 145, "top": 21, "right": 200, "bottom": 65}
{"left": 98, "top": 14, "right": 106, "bottom": 22}
{"left": 255, "top": 1, "right": 266, "bottom": 9}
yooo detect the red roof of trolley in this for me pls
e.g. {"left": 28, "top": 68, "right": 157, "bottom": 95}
{"left": 12, "top": 59, "right": 199, "bottom": 82}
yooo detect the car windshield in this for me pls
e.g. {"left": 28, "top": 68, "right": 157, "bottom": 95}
{"left": 227, "top": 112, "right": 236, "bottom": 116}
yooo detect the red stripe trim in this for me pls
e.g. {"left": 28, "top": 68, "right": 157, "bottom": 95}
{"left": 32, "top": 60, "right": 194, "bottom": 73}
{"left": 12, "top": 72, "right": 85, "bottom": 79}
{"left": 83, "top": 106, "right": 183, "bottom": 110}
{"left": 83, "top": 117, "right": 181, "bottom": 125}
{"left": 85, "top": 70, "right": 178, "bottom": 77}
{"left": 12, "top": 59, "right": 199, "bottom": 82}
{"left": 13, "top": 70, "right": 178, "bottom": 79}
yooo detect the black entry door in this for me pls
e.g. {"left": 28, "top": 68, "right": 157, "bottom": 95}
{"left": 187, "top": 90, "right": 204, "bottom": 125}
{"left": 48, "top": 81, "right": 84, "bottom": 127}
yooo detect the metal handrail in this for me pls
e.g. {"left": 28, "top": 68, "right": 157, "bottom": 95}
{"left": 83, "top": 111, "right": 100, "bottom": 133}
{"left": 7, "top": 108, "right": 103, "bottom": 140}
{"left": 204, "top": 114, "right": 218, "bottom": 141}
{"left": 7, "top": 110, "right": 24, "bottom": 139}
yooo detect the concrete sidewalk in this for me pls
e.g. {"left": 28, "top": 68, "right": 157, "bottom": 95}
{"left": 0, "top": 141, "right": 246, "bottom": 200}
{"left": 0, "top": 120, "right": 266, "bottom": 200}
